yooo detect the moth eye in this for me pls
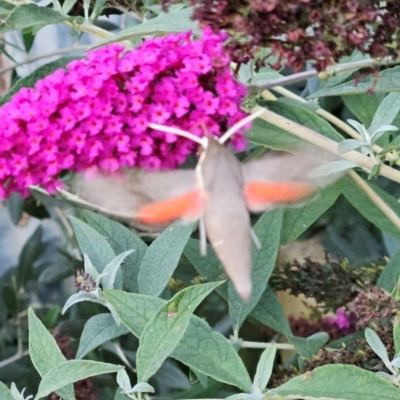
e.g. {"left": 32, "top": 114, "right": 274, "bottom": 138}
{"left": 220, "top": 273, "right": 227, "bottom": 280}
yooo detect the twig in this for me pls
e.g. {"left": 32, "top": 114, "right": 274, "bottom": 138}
{"left": 113, "top": 5, "right": 142, "bottom": 22}
{"left": 0, "top": 45, "right": 88, "bottom": 76}
{"left": 148, "top": 123, "right": 205, "bottom": 146}
{"left": 67, "top": 20, "right": 132, "bottom": 47}
{"left": 270, "top": 86, "right": 400, "bottom": 165}
{"left": 249, "top": 56, "right": 400, "bottom": 90}
{"left": 0, "top": 349, "right": 29, "bottom": 369}
{"left": 237, "top": 341, "right": 295, "bottom": 350}
{"left": 113, "top": 343, "right": 134, "bottom": 370}
{"left": 348, "top": 170, "right": 400, "bottom": 231}
{"left": 251, "top": 105, "right": 400, "bottom": 184}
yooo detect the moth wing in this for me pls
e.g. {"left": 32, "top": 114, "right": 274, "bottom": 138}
{"left": 242, "top": 151, "right": 338, "bottom": 212}
{"left": 72, "top": 169, "right": 204, "bottom": 231}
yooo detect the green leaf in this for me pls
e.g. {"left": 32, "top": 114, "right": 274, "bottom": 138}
{"left": 338, "top": 139, "right": 367, "bottom": 154}
{"left": 62, "top": 0, "right": 79, "bottom": 14}
{"left": 34, "top": 360, "right": 123, "bottom": 400}
{"left": 0, "top": 382, "right": 14, "bottom": 400}
{"left": 173, "top": 316, "right": 252, "bottom": 392}
{"left": 42, "top": 306, "right": 61, "bottom": 329}
{"left": 190, "top": 368, "right": 209, "bottom": 387}
{"left": 0, "top": 56, "right": 77, "bottom": 106}
{"left": 138, "top": 221, "right": 193, "bottom": 297}
{"left": 3, "top": 286, "right": 17, "bottom": 318}
{"left": 90, "top": 0, "right": 108, "bottom": 21}
{"left": 247, "top": 101, "right": 343, "bottom": 151}
{"left": 28, "top": 308, "right": 75, "bottom": 400}
{"left": 309, "top": 66, "right": 400, "bottom": 98}
{"left": 114, "top": 389, "right": 128, "bottom": 400}
{"left": 281, "top": 181, "right": 342, "bottom": 244}
{"left": 16, "top": 226, "right": 43, "bottom": 289}
{"left": 76, "top": 313, "right": 129, "bottom": 359}
{"left": 251, "top": 287, "right": 292, "bottom": 339}
{"left": 95, "top": 7, "right": 199, "bottom": 47}
{"left": 290, "top": 333, "right": 329, "bottom": 360}
{"left": 229, "top": 210, "right": 282, "bottom": 332}
{"left": 184, "top": 239, "right": 228, "bottom": 298}
{"left": 104, "top": 290, "right": 252, "bottom": 391}
{"left": 365, "top": 328, "right": 390, "bottom": 364}
{"left": 378, "top": 249, "right": 400, "bottom": 294}
{"left": 103, "top": 290, "right": 164, "bottom": 337}
{"left": 342, "top": 93, "right": 384, "bottom": 128}
{"left": 369, "top": 92, "right": 400, "bottom": 134}
{"left": 136, "top": 281, "right": 223, "bottom": 382}
{"left": 130, "top": 382, "right": 155, "bottom": 393}
{"left": 62, "top": 290, "right": 103, "bottom": 315}
{"left": 0, "top": 3, "right": 69, "bottom": 34}
{"left": 6, "top": 192, "right": 24, "bottom": 225}
{"left": 82, "top": 210, "right": 147, "bottom": 293}
{"left": 0, "top": 0, "right": 16, "bottom": 12}
{"left": 68, "top": 215, "right": 115, "bottom": 272}
{"left": 38, "top": 254, "right": 74, "bottom": 285}
{"left": 101, "top": 250, "right": 135, "bottom": 290}
{"left": 253, "top": 345, "right": 276, "bottom": 391}
{"left": 117, "top": 369, "right": 131, "bottom": 392}
{"left": 272, "top": 364, "right": 400, "bottom": 399}
{"left": 393, "top": 316, "right": 400, "bottom": 356}
{"left": 308, "top": 160, "right": 357, "bottom": 178}
{"left": 342, "top": 177, "right": 400, "bottom": 242}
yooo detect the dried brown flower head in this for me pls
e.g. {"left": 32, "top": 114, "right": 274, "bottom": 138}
{"left": 163, "top": 0, "right": 400, "bottom": 71}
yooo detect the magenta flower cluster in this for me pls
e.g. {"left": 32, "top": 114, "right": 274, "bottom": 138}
{"left": 0, "top": 27, "right": 247, "bottom": 198}
{"left": 326, "top": 308, "right": 355, "bottom": 331}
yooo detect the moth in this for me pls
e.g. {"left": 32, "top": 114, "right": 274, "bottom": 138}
{"left": 72, "top": 109, "right": 336, "bottom": 300}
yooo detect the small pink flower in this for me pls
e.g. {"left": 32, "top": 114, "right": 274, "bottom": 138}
{"left": 197, "top": 91, "right": 219, "bottom": 115}
{"left": 171, "top": 96, "right": 190, "bottom": 118}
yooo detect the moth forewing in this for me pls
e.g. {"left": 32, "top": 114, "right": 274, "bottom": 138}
{"left": 242, "top": 149, "right": 342, "bottom": 212}
{"left": 72, "top": 168, "right": 201, "bottom": 231}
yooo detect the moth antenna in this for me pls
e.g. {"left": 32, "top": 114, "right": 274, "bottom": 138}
{"left": 149, "top": 123, "right": 206, "bottom": 147}
{"left": 199, "top": 216, "right": 207, "bottom": 256}
{"left": 250, "top": 227, "right": 261, "bottom": 250}
{"left": 219, "top": 108, "right": 267, "bottom": 144}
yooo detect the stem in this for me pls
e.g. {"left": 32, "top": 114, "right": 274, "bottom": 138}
{"left": 113, "top": 343, "right": 133, "bottom": 369}
{"left": 67, "top": 20, "right": 114, "bottom": 39}
{"left": 66, "top": 21, "right": 132, "bottom": 46}
{"left": 113, "top": 5, "right": 142, "bottom": 22}
{"left": 219, "top": 108, "right": 266, "bottom": 144}
{"left": 249, "top": 56, "right": 400, "bottom": 89}
{"left": 0, "top": 45, "right": 88, "bottom": 76}
{"left": 148, "top": 123, "right": 206, "bottom": 146}
{"left": 271, "top": 86, "right": 400, "bottom": 165}
{"left": 251, "top": 105, "right": 400, "bottom": 184}
{"left": 348, "top": 170, "right": 400, "bottom": 231}
{"left": 238, "top": 341, "right": 296, "bottom": 350}
{"left": 0, "top": 350, "right": 29, "bottom": 369}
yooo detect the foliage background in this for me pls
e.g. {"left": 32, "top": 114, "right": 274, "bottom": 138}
{"left": 1, "top": 1, "right": 400, "bottom": 399}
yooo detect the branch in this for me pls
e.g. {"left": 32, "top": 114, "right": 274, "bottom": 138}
{"left": 252, "top": 106, "right": 400, "bottom": 184}
{"left": 0, "top": 349, "right": 29, "bottom": 369}
{"left": 269, "top": 86, "right": 400, "bottom": 166}
{"left": 237, "top": 340, "right": 295, "bottom": 350}
{"left": 0, "top": 45, "right": 88, "bottom": 76}
{"left": 249, "top": 56, "right": 400, "bottom": 89}
{"left": 348, "top": 170, "right": 400, "bottom": 230}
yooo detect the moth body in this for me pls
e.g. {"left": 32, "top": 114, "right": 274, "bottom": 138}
{"left": 199, "top": 139, "right": 252, "bottom": 300}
